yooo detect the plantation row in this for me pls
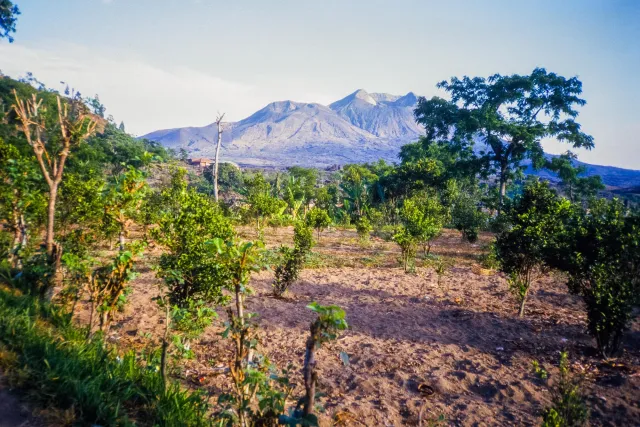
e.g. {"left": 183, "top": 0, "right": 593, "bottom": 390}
{"left": 0, "top": 70, "right": 638, "bottom": 426}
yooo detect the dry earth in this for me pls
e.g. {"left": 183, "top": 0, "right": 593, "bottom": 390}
{"left": 66, "top": 226, "right": 640, "bottom": 426}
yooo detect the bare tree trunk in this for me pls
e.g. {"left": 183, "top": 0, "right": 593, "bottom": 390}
{"left": 118, "top": 230, "right": 125, "bottom": 252}
{"left": 46, "top": 183, "right": 58, "bottom": 255}
{"left": 518, "top": 285, "right": 530, "bottom": 317}
{"left": 303, "top": 322, "right": 319, "bottom": 416}
{"left": 160, "top": 302, "right": 170, "bottom": 391}
{"left": 213, "top": 113, "right": 225, "bottom": 203}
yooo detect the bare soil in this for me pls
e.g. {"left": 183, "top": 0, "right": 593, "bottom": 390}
{"left": 74, "top": 226, "right": 639, "bottom": 426}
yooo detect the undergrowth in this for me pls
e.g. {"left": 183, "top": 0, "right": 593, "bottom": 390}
{"left": 0, "top": 286, "right": 211, "bottom": 426}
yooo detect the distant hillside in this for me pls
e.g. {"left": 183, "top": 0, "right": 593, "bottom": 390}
{"left": 142, "top": 89, "right": 640, "bottom": 188}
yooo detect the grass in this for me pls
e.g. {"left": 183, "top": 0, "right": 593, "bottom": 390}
{"left": 0, "top": 285, "right": 211, "bottom": 426}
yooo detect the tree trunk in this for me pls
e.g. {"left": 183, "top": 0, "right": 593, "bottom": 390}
{"left": 160, "top": 302, "right": 170, "bottom": 391}
{"left": 213, "top": 124, "right": 222, "bottom": 202}
{"left": 518, "top": 285, "right": 530, "bottom": 317}
{"left": 46, "top": 183, "right": 58, "bottom": 256}
{"left": 118, "top": 230, "right": 126, "bottom": 252}
{"left": 303, "top": 322, "right": 319, "bottom": 416}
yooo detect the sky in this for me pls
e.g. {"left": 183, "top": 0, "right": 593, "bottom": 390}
{"left": 1, "top": 0, "right": 639, "bottom": 169}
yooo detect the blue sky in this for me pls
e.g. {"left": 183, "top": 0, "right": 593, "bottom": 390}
{"left": 1, "top": 0, "right": 639, "bottom": 169}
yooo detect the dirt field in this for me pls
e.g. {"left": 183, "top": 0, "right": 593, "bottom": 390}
{"left": 75, "top": 226, "right": 639, "bottom": 426}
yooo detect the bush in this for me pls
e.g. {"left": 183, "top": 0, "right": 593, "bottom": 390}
{"left": 306, "top": 207, "right": 331, "bottom": 240}
{"left": 550, "top": 198, "right": 640, "bottom": 357}
{"left": 393, "top": 227, "right": 416, "bottom": 273}
{"left": 495, "top": 182, "right": 572, "bottom": 317}
{"left": 399, "top": 194, "right": 446, "bottom": 255}
{"left": 451, "top": 191, "right": 487, "bottom": 243}
{"left": 355, "top": 216, "right": 372, "bottom": 241}
{"left": 273, "top": 222, "right": 314, "bottom": 297}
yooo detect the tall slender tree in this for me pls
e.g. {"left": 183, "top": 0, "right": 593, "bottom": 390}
{"left": 213, "top": 112, "right": 225, "bottom": 202}
{"left": 414, "top": 68, "right": 594, "bottom": 212}
{"left": 12, "top": 90, "right": 98, "bottom": 274}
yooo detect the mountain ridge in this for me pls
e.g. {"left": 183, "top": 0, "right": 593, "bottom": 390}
{"left": 142, "top": 89, "right": 640, "bottom": 187}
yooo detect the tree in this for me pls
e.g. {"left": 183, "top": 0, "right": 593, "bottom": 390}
{"left": 546, "top": 151, "right": 604, "bottom": 203}
{"left": 306, "top": 207, "right": 331, "bottom": 240}
{"left": 213, "top": 113, "right": 225, "bottom": 202}
{"left": 399, "top": 193, "right": 446, "bottom": 255}
{"left": 154, "top": 182, "right": 234, "bottom": 305}
{"left": 244, "top": 173, "right": 286, "bottom": 233}
{"left": 550, "top": 198, "right": 640, "bottom": 357}
{"left": 495, "top": 181, "right": 573, "bottom": 317}
{"left": 451, "top": 189, "right": 487, "bottom": 243}
{"left": 0, "top": 0, "right": 20, "bottom": 42}
{"left": 415, "top": 68, "right": 594, "bottom": 211}
{"left": 12, "top": 90, "right": 98, "bottom": 281}
{"left": 0, "top": 137, "right": 45, "bottom": 268}
{"left": 288, "top": 166, "right": 318, "bottom": 207}
{"left": 272, "top": 221, "right": 314, "bottom": 297}
{"left": 340, "top": 164, "right": 377, "bottom": 218}
{"left": 102, "top": 166, "right": 148, "bottom": 251}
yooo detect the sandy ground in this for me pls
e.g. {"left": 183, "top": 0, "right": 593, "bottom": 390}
{"left": 69, "top": 226, "right": 639, "bottom": 426}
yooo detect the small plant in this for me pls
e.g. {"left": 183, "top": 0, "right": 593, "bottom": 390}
{"left": 280, "top": 302, "right": 348, "bottom": 425}
{"left": 306, "top": 207, "right": 331, "bottom": 241}
{"left": 273, "top": 222, "right": 314, "bottom": 297}
{"left": 355, "top": 216, "right": 372, "bottom": 242}
{"left": 432, "top": 257, "right": 451, "bottom": 293}
{"left": 541, "top": 352, "right": 588, "bottom": 427}
{"left": 88, "top": 242, "right": 145, "bottom": 334}
{"left": 479, "top": 240, "right": 501, "bottom": 270}
{"left": 394, "top": 227, "right": 416, "bottom": 273}
{"left": 531, "top": 360, "right": 548, "bottom": 380}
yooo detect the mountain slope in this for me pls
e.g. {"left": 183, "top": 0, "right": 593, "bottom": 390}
{"left": 142, "top": 90, "right": 640, "bottom": 187}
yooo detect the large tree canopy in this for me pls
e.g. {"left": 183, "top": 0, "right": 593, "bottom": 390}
{"left": 0, "top": 0, "right": 19, "bottom": 42}
{"left": 414, "top": 68, "right": 594, "bottom": 210}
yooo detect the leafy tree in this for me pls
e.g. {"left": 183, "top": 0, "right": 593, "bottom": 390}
{"left": 450, "top": 189, "right": 487, "bottom": 243}
{"left": 204, "top": 162, "right": 243, "bottom": 195}
{"left": 244, "top": 173, "right": 286, "bottom": 232}
{"left": 102, "top": 166, "right": 148, "bottom": 250}
{"left": 12, "top": 90, "right": 98, "bottom": 287}
{"left": 399, "top": 193, "right": 446, "bottom": 255}
{"left": 154, "top": 181, "right": 234, "bottom": 305}
{"left": 306, "top": 207, "right": 331, "bottom": 240}
{"left": 288, "top": 166, "right": 318, "bottom": 206}
{"left": 394, "top": 227, "right": 416, "bottom": 273}
{"left": 57, "top": 172, "right": 104, "bottom": 237}
{"left": 0, "top": 0, "right": 19, "bottom": 42}
{"left": 340, "top": 164, "right": 377, "bottom": 217}
{"left": 415, "top": 68, "right": 594, "bottom": 211}
{"left": 0, "top": 137, "right": 45, "bottom": 268}
{"left": 550, "top": 198, "right": 640, "bottom": 357}
{"left": 495, "top": 181, "right": 573, "bottom": 316}
{"left": 546, "top": 151, "right": 604, "bottom": 203}
{"left": 355, "top": 216, "right": 372, "bottom": 241}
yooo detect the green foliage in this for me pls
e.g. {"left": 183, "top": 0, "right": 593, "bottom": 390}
{"left": 479, "top": 240, "right": 501, "bottom": 270}
{"left": 340, "top": 164, "right": 377, "bottom": 218}
{"left": 306, "top": 207, "right": 331, "bottom": 239}
{"left": 0, "top": 288, "right": 211, "bottom": 426}
{"left": 399, "top": 193, "right": 446, "bottom": 254}
{"left": 244, "top": 173, "right": 287, "bottom": 232}
{"left": 0, "top": 0, "right": 20, "bottom": 42}
{"left": 355, "top": 216, "right": 372, "bottom": 241}
{"left": 203, "top": 162, "right": 244, "bottom": 195}
{"left": 415, "top": 68, "right": 593, "bottom": 210}
{"left": 273, "top": 222, "right": 314, "bottom": 297}
{"left": 546, "top": 151, "right": 604, "bottom": 203}
{"left": 393, "top": 227, "right": 416, "bottom": 273}
{"left": 306, "top": 302, "right": 348, "bottom": 343}
{"left": 154, "top": 182, "right": 234, "bottom": 306}
{"left": 541, "top": 352, "right": 588, "bottom": 427}
{"left": 451, "top": 190, "right": 486, "bottom": 243}
{"left": 531, "top": 360, "right": 548, "bottom": 380}
{"left": 495, "top": 181, "right": 573, "bottom": 316}
{"left": 550, "top": 198, "right": 640, "bottom": 357}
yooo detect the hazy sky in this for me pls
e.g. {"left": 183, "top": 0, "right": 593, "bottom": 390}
{"left": 1, "top": 0, "right": 639, "bottom": 168}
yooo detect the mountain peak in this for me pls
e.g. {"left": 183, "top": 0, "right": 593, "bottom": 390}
{"left": 351, "top": 89, "right": 377, "bottom": 105}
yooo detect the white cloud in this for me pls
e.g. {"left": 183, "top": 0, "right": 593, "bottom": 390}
{"left": 0, "top": 42, "right": 280, "bottom": 135}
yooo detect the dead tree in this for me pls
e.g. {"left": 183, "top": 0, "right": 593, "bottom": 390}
{"left": 213, "top": 112, "right": 225, "bottom": 202}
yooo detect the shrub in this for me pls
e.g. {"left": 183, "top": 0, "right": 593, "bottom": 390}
{"left": 273, "top": 222, "right": 314, "bottom": 297}
{"left": 495, "top": 182, "right": 572, "bottom": 317}
{"left": 355, "top": 216, "right": 372, "bottom": 241}
{"left": 399, "top": 194, "right": 446, "bottom": 255}
{"left": 393, "top": 227, "right": 416, "bottom": 273}
{"left": 451, "top": 191, "right": 486, "bottom": 243}
{"left": 550, "top": 198, "right": 640, "bottom": 357}
{"left": 541, "top": 352, "right": 588, "bottom": 427}
{"left": 306, "top": 207, "right": 331, "bottom": 240}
